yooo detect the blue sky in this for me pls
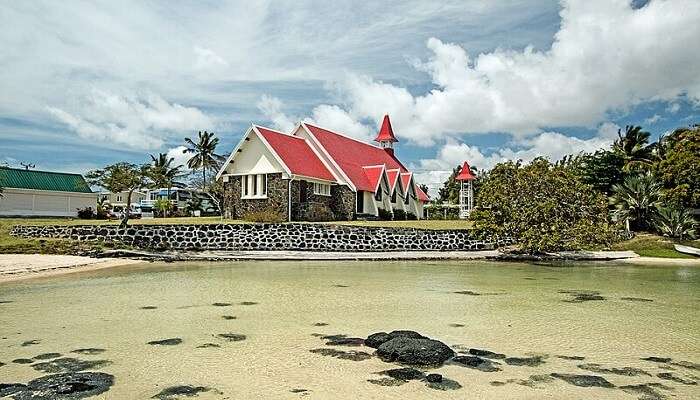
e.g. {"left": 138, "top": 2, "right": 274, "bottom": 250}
{"left": 1, "top": 0, "right": 699, "bottom": 194}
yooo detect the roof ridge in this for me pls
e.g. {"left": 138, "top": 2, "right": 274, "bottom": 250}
{"left": 254, "top": 125, "right": 306, "bottom": 140}
{"left": 0, "top": 167, "right": 85, "bottom": 177}
{"left": 303, "top": 122, "right": 384, "bottom": 150}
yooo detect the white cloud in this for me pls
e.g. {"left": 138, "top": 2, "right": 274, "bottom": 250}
{"left": 644, "top": 114, "right": 662, "bottom": 125}
{"left": 257, "top": 95, "right": 374, "bottom": 141}
{"left": 298, "top": 0, "right": 700, "bottom": 146}
{"left": 166, "top": 145, "right": 191, "bottom": 169}
{"left": 193, "top": 46, "right": 228, "bottom": 70}
{"left": 667, "top": 103, "right": 681, "bottom": 114}
{"left": 47, "top": 89, "right": 213, "bottom": 149}
{"left": 256, "top": 95, "right": 296, "bottom": 132}
{"left": 413, "top": 122, "right": 620, "bottom": 195}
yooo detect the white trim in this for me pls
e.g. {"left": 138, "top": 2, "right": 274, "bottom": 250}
{"left": 361, "top": 164, "right": 387, "bottom": 194}
{"left": 251, "top": 125, "right": 293, "bottom": 176}
{"left": 216, "top": 125, "right": 256, "bottom": 180}
{"left": 300, "top": 122, "right": 357, "bottom": 192}
{"left": 1, "top": 187, "right": 97, "bottom": 197}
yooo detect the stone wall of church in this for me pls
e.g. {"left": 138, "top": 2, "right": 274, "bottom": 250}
{"left": 11, "top": 223, "right": 506, "bottom": 252}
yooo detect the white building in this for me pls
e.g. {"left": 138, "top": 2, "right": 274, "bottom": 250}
{"left": 0, "top": 167, "right": 96, "bottom": 217}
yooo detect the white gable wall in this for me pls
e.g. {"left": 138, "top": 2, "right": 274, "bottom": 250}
{"left": 223, "top": 132, "right": 285, "bottom": 176}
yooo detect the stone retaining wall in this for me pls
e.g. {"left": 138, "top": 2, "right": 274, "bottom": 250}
{"left": 11, "top": 224, "right": 505, "bottom": 252}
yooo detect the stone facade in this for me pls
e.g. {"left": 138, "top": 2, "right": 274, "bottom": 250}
{"left": 223, "top": 173, "right": 289, "bottom": 220}
{"left": 11, "top": 223, "right": 505, "bottom": 252}
{"left": 223, "top": 173, "right": 356, "bottom": 222}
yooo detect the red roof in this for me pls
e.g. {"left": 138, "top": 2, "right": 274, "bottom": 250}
{"left": 386, "top": 169, "right": 401, "bottom": 192}
{"left": 256, "top": 126, "right": 335, "bottom": 181}
{"left": 362, "top": 165, "right": 385, "bottom": 193}
{"left": 455, "top": 161, "right": 476, "bottom": 181}
{"left": 304, "top": 123, "right": 408, "bottom": 191}
{"left": 374, "top": 114, "right": 398, "bottom": 143}
{"left": 416, "top": 186, "right": 430, "bottom": 202}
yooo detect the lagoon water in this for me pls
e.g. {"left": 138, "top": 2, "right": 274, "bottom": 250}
{"left": 0, "top": 260, "right": 698, "bottom": 399}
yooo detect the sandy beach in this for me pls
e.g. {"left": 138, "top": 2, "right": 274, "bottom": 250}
{"left": 0, "top": 254, "right": 141, "bottom": 283}
{"left": 0, "top": 251, "right": 697, "bottom": 284}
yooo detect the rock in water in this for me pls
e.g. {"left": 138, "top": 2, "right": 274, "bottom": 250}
{"left": 504, "top": 356, "right": 546, "bottom": 367}
{"left": 152, "top": 385, "right": 211, "bottom": 399}
{"left": 378, "top": 368, "right": 425, "bottom": 381}
{"left": 0, "top": 383, "right": 26, "bottom": 397}
{"left": 550, "top": 373, "right": 615, "bottom": 388}
{"left": 376, "top": 337, "right": 455, "bottom": 366}
{"left": 147, "top": 338, "right": 182, "bottom": 346}
{"left": 468, "top": 348, "right": 506, "bottom": 359}
{"left": 12, "top": 372, "right": 114, "bottom": 399}
{"left": 31, "top": 357, "right": 111, "bottom": 373}
{"left": 365, "top": 330, "right": 426, "bottom": 349}
{"left": 426, "top": 374, "right": 443, "bottom": 383}
{"left": 452, "top": 355, "right": 501, "bottom": 372}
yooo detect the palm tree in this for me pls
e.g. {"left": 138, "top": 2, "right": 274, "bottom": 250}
{"left": 610, "top": 174, "right": 662, "bottom": 232}
{"left": 612, "top": 125, "right": 656, "bottom": 171}
{"left": 147, "top": 153, "right": 186, "bottom": 217}
{"left": 653, "top": 206, "right": 697, "bottom": 240}
{"left": 183, "top": 131, "right": 225, "bottom": 190}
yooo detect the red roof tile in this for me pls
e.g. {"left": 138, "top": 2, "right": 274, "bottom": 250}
{"left": 455, "top": 161, "right": 476, "bottom": 181}
{"left": 374, "top": 114, "right": 398, "bottom": 143}
{"left": 362, "top": 165, "right": 385, "bottom": 193}
{"left": 303, "top": 123, "right": 408, "bottom": 191}
{"left": 256, "top": 126, "right": 335, "bottom": 181}
{"left": 386, "top": 169, "right": 401, "bottom": 192}
{"left": 416, "top": 185, "right": 430, "bottom": 202}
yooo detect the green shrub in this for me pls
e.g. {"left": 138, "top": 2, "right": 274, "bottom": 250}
{"left": 393, "top": 209, "right": 407, "bottom": 220}
{"left": 306, "top": 203, "right": 334, "bottom": 222}
{"left": 76, "top": 207, "right": 95, "bottom": 219}
{"left": 653, "top": 206, "right": 697, "bottom": 240}
{"left": 243, "top": 208, "right": 286, "bottom": 223}
{"left": 470, "top": 158, "right": 617, "bottom": 253}
{"left": 405, "top": 211, "right": 418, "bottom": 220}
{"left": 377, "top": 208, "right": 393, "bottom": 221}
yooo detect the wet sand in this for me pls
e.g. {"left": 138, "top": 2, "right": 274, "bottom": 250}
{"left": 0, "top": 254, "right": 140, "bottom": 283}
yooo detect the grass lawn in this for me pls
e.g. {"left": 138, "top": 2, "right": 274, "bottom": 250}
{"left": 0, "top": 217, "right": 471, "bottom": 254}
{"left": 612, "top": 233, "right": 700, "bottom": 258}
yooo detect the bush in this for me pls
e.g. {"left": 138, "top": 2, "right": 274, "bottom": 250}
{"left": 243, "top": 207, "right": 286, "bottom": 223}
{"left": 405, "top": 211, "right": 418, "bottom": 220}
{"left": 76, "top": 207, "right": 95, "bottom": 219}
{"left": 470, "top": 158, "right": 617, "bottom": 253}
{"left": 306, "top": 203, "right": 334, "bottom": 222}
{"left": 653, "top": 206, "right": 697, "bottom": 240}
{"left": 377, "top": 208, "right": 393, "bottom": 221}
{"left": 393, "top": 209, "right": 407, "bottom": 220}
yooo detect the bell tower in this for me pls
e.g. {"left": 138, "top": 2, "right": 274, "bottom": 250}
{"left": 374, "top": 114, "right": 399, "bottom": 151}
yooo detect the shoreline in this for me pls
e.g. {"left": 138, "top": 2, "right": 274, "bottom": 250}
{"left": 0, "top": 254, "right": 141, "bottom": 283}
{"left": 1, "top": 251, "right": 698, "bottom": 284}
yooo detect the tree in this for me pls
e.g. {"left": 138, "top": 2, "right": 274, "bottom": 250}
{"left": 653, "top": 206, "right": 697, "bottom": 240}
{"left": 86, "top": 163, "right": 148, "bottom": 227}
{"left": 612, "top": 125, "right": 656, "bottom": 172}
{"left": 565, "top": 149, "right": 626, "bottom": 195}
{"left": 470, "top": 158, "right": 615, "bottom": 253}
{"left": 183, "top": 131, "right": 225, "bottom": 191}
{"left": 146, "top": 153, "right": 186, "bottom": 217}
{"left": 655, "top": 125, "right": 700, "bottom": 209}
{"left": 609, "top": 174, "right": 662, "bottom": 232}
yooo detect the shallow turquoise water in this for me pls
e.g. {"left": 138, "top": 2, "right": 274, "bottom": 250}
{"left": 0, "top": 260, "right": 698, "bottom": 399}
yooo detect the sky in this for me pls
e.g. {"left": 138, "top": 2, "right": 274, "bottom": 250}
{"left": 1, "top": 0, "right": 699, "bottom": 196}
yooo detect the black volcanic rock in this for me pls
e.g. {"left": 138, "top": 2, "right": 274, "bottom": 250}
{"left": 376, "top": 337, "right": 454, "bottom": 366}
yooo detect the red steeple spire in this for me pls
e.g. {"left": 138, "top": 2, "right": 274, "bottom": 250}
{"left": 456, "top": 161, "right": 476, "bottom": 181}
{"left": 374, "top": 114, "right": 399, "bottom": 144}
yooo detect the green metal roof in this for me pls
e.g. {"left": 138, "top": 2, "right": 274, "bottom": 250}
{"left": 0, "top": 167, "right": 93, "bottom": 193}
